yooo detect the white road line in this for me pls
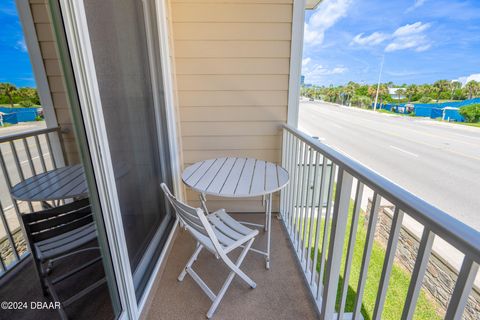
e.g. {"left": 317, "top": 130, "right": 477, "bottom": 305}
{"left": 19, "top": 153, "right": 50, "bottom": 165}
{"left": 330, "top": 122, "right": 344, "bottom": 129}
{"left": 389, "top": 145, "right": 419, "bottom": 158}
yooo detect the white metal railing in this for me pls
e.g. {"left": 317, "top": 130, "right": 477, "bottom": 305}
{"left": 0, "top": 126, "right": 66, "bottom": 276}
{"left": 280, "top": 124, "right": 480, "bottom": 320}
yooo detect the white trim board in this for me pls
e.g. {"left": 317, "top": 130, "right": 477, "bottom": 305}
{"left": 15, "top": 0, "right": 58, "bottom": 129}
{"left": 287, "top": 0, "right": 306, "bottom": 128}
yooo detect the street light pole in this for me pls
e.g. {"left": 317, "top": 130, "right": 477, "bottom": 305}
{"left": 373, "top": 55, "right": 385, "bottom": 111}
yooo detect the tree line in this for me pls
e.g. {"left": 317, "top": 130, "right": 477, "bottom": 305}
{"left": 0, "top": 83, "right": 40, "bottom": 108}
{"left": 301, "top": 80, "right": 480, "bottom": 108}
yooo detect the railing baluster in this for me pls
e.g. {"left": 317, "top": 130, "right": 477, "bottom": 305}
{"left": 372, "top": 207, "right": 405, "bottom": 320}
{"left": 353, "top": 192, "right": 382, "bottom": 319}
{"left": 0, "top": 249, "right": 5, "bottom": 272}
{"left": 9, "top": 141, "right": 34, "bottom": 212}
{"left": 285, "top": 132, "right": 293, "bottom": 225}
{"left": 289, "top": 137, "right": 299, "bottom": 235}
{"left": 338, "top": 180, "right": 364, "bottom": 319}
{"left": 286, "top": 133, "right": 295, "bottom": 231}
{"left": 293, "top": 141, "right": 305, "bottom": 245}
{"left": 34, "top": 135, "right": 48, "bottom": 173}
{"left": 23, "top": 138, "right": 36, "bottom": 176}
{"left": 444, "top": 257, "right": 479, "bottom": 320}
{"left": 305, "top": 151, "right": 320, "bottom": 276}
{"left": 0, "top": 201, "right": 20, "bottom": 262}
{"left": 401, "top": 228, "right": 435, "bottom": 320}
{"left": 320, "top": 168, "right": 354, "bottom": 319}
{"left": 45, "top": 133, "right": 58, "bottom": 169}
{"left": 280, "top": 129, "right": 287, "bottom": 218}
{"left": 285, "top": 133, "right": 292, "bottom": 220}
{"left": 300, "top": 148, "right": 315, "bottom": 262}
{"left": 310, "top": 155, "right": 328, "bottom": 286}
{"left": 296, "top": 143, "right": 309, "bottom": 253}
{"left": 316, "top": 162, "right": 337, "bottom": 299}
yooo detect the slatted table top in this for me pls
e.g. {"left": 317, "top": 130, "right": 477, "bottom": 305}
{"left": 11, "top": 164, "right": 88, "bottom": 201}
{"left": 182, "top": 157, "right": 289, "bottom": 198}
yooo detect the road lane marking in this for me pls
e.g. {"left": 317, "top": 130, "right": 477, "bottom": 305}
{"left": 389, "top": 145, "right": 419, "bottom": 158}
{"left": 19, "top": 153, "right": 50, "bottom": 165}
{"left": 302, "top": 103, "right": 480, "bottom": 161}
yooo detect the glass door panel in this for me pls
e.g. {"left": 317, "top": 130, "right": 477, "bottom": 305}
{"left": 82, "top": 0, "right": 173, "bottom": 299}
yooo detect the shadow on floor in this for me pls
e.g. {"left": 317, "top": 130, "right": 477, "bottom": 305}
{"left": 146, "top": 213, "right": 319, "bottom": 320}
{"left": 0, "top": 249, "right": 114, "bottom": 320}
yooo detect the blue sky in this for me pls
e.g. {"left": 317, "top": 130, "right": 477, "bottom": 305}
{"left": 2, "top": 0, "right": 480, "bottom": 89}
{"left": 302, "top": 0, "right": 480, "bottom": 86}
{"left": 0, "top": 0, "right": 35, "bottom": 88}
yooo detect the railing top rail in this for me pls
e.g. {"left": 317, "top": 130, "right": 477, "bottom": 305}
{"left": 0, "top": 126, "right": 61, "bottom": 144}
{"left": 283, "top": 124, "right": 480, "bottom": 263}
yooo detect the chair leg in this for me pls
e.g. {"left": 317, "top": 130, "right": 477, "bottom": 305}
{"left": 206, "top": 238, "right": 256, "bottom": 318}
{"left": 178, "top": 243, "right": 203, "bottom": 282}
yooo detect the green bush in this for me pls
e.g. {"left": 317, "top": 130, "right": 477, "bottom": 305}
{"left": 459, "top": 104, "right": 480, "bottom": 123}
{"left": 418, "top": 96, "right": 433, "bottom": 103}
{"left": 18, "top": 100, "right": 34, "bottom": 108}
{"left": 351, "top": 95, "right": 372, "bottom": 108}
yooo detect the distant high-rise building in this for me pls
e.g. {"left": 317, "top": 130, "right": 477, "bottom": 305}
{"left": 300, "top": 75, "right": 305, "bottom": 85}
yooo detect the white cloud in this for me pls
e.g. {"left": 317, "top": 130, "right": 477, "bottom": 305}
{"left": 15, "top": 38, "right": 27, "bottom": 52}
{"left": 305, "top": 64, "right": 348, "bottom": 82}
{"left": 352, "top": 22, "right": 432, "bottom": 53}
{"left": 351, "top": 32, "right": 389, "bottom": 46}
{"left": 455, "top": 73, "right": 480, "bottom": 87}
{"left": 392, "top": 22, "right": 431, "bottom": 37}
{"left": 304, "top": 0, "right": 352, "bottom": 46}
{"left": 302, "top": 57, "right": 312, "bottom": 67}
{"left": 406, "top": 0, "right": 427, "bottom": 12}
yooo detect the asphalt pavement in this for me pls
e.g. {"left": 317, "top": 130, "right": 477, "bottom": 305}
{"left": 299, "top": 101, "right": 480, "bottom": 231}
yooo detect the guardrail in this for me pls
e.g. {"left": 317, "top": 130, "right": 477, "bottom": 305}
{"left": 0, "top": 127, "right": 66, "bottom": 276}
{"left": 280, "top": 124, "right": 480, "bottom": 319}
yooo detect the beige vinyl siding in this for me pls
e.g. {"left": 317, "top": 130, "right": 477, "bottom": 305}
{"left": 170, "top": 0, "right": 292, "bottom": 212}
{"left": 29, "top": 0, "right": 79, "bottom": 164}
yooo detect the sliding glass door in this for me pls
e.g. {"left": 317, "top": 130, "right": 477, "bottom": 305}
{"left": 77, "top": 0, "right": 174, "bottom": 300}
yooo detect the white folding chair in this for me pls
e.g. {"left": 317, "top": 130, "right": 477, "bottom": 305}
{"left": 161, "top": 183, "right": 259, "bottom": 318}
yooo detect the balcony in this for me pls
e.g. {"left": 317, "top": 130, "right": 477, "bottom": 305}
{"left": 0, "top": 125, "right": 479, "bottom": 320}
{"left": 146, "top": 125, "right": 480, "bottom": 319}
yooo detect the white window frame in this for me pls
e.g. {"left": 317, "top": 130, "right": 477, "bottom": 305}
{"left": 56, "top": 0, "right": 181, "bottom": 318}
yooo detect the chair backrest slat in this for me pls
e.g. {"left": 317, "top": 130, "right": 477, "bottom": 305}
{"left": 161, "top": 183, "right": 220, "bottom": 249}
{"left": 21, "top": 199, "right": 93, "bottom": 243}
{"left": 28, "top": 207, "right": 92, "bottom": 233}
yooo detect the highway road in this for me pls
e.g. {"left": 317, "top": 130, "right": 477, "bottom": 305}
{"left": 299, "top": 101, "right": 480, "bottom": 232}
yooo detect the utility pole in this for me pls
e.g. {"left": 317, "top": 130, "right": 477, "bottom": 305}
{"left": 373, "top": 55, "right": 385, "bottom": 111}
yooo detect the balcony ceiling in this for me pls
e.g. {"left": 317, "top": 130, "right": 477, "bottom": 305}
{"left": 305, "top": 0, "right": 322, "bottom": 10}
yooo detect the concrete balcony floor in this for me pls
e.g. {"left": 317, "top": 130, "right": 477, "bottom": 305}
{"left": 146, "top": 213, "right": 318, "bottom": 320}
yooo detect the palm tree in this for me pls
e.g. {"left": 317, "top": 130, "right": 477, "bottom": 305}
{"left": 433, "top": 80, "right": 450, "bottom": 102}
{"left": 405, "top": 84, "right": 417, "bottom": 103}
{"left": 367, "top": 85, "right": 377, "bottom": 101}
{"left": 0, "top": 83, "right": 17, "bottom": 108}
{"left": 377, "top": 84, "right": 389, "bottom": 107}
{"left": 343, "top": 81, "right": 358, "bottom": 105}
{"left": 450, "top": 81, "right": 461, "bottom": 100}
{"left": 465, "top": 80, "right": 479, "bottom": 99}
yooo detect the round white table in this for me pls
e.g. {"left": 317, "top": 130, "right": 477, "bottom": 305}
{"left": 182, "top": 157, "right": 289, "bottom": 269}
{"left": 11, "top": 164, "right": 88, "bottom": 202}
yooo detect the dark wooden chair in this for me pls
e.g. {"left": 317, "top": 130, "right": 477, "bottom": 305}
{"left": 21, "top": 198, "right": 106, "bottom": 320}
